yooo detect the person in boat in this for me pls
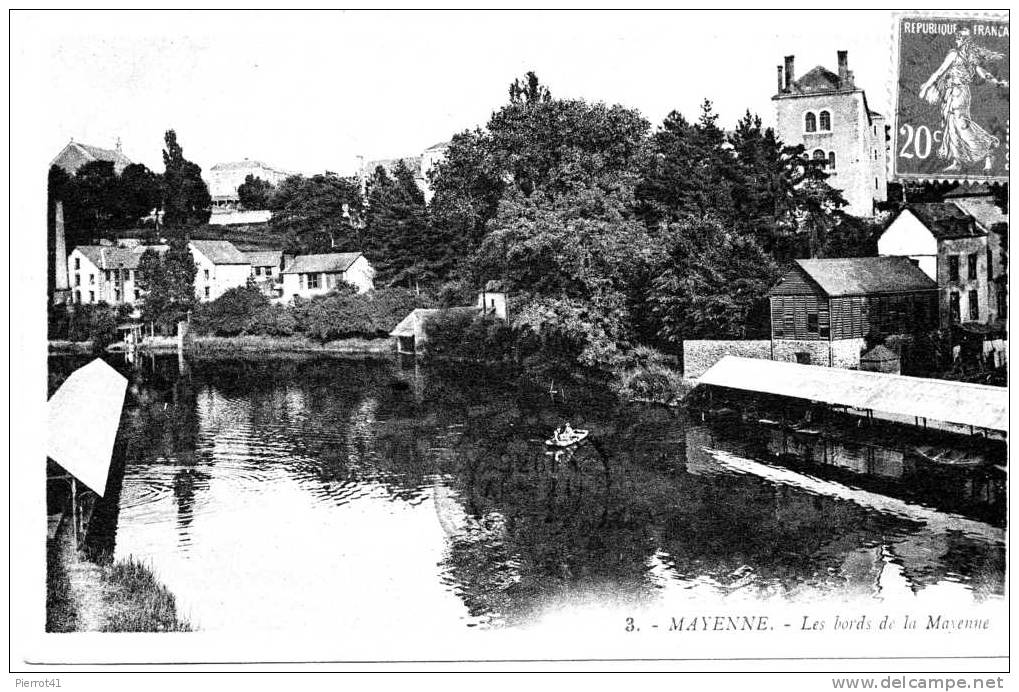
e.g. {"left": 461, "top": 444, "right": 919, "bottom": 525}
{"left": 563, "top": 423, "right": 574, "bottom": 437}
{"left": 552, "top": 426, "right": 563, "bottom": 443}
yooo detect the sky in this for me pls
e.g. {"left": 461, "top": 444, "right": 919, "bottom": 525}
{"left": 13, "top": 10, "right": 898, "bottom": 178}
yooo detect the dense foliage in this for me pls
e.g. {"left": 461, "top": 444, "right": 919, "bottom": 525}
{"left": 269, "top": 173, "right": 364, "bottom": 255}
{"left": 190, "top": 285, "right": 435, "bottom": 342}
{"left": 135, "top": 234, "right": 198, "bottom": 330}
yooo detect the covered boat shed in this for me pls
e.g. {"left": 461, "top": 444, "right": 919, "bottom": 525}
{"left": 697, "top": 356, "right": 1007, "bottom": 439}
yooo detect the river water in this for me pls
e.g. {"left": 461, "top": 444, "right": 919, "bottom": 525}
{"left": 51, "top": 353, "right": 1006, "bottom": 634}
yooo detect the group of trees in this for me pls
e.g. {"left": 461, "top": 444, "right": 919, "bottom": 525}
{"left": 414, "top": 72, "right": 880, "bottom": 364}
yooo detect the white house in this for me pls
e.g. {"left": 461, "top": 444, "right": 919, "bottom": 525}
{"left": 244, "top": 249, "right": 284, "bottom": 297}
{"left": 282, "top": 252, "right": 375, "bottom": 299}
{"left": 188, "top": 240, "right": 253, "bottom": 302}
{"left": 68, "top": 244, "right": 167, "bottom": 306}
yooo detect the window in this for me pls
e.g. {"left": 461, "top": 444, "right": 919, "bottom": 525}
{"left": 89, "top": 273, "right": 95, "bottom": 285}
{"left": 828, "top": 152, "right": 836, "bottom": 170}
{"left": 204, "top": 286, "right": 210, "bottom": 299}
{"left": 997, "top": 289, "right": 1007, "bottom": 319}
{"left": 74, "top": 274, "right": 80, "bottom": 287}
{"left": 807, "top": 312, "right": 819, "bottom": 334}
{"left": 88, "top": 291, "right": 95, "bottom": 303}
{"left": 74, "top": 257, "right": 80, "bottom": 270}
{"left": 804, "top": 112, "right": 817, "bottom": 132}
{"left": 968, "top": 290, "right": 979, "bottom": 321}
{"left": 265, "top": 267, "right": 272, "bottom": 277}
{"left": 134, "top": 289, "right": 140, "bottom": 301}
{"left": 204, "top": 269, "right": 210, "bottom": 280}
{"left": 255, "top": 266, "right": 262, "bottom": 276}
{"left": 819, "top": 110, "right": 831, "bottom": 131}
{"left": 950, "top": 292, "right": 961, "bottom": 322}
{"left": 74, "top": 291, "right": 80, "bottom": 304}
{"left": 968, "top": 253, "right": 977, "bottom": 280}
{"left": 875, "top": 177, "right": 879, "bottom": 190}
{"left": 307, "top": 273, "right": 320, "bottom": 289}
{"left": 114, "top": 289, "right": 121, "bottom": 302}
{"left": 988, "top": 247, "right": 994, "bottom": 281}
{"left": 948, "top": 255, "right": 959, "bottom": 281}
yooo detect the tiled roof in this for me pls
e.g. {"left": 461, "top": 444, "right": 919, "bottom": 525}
{"left": 794, "top": 66, "right": 842, "bottom": 93}
{"left": 780, "top": 257, "right": 937, "bottom": 297}
{"left": 189, "top": 240, "right": 250, "bottom": 265}
{"left": 73, "top": 245, "right": 167, "bottom": 270}
{"left": 424, "top": 141, "right": 450, "bottom": 152}
{"left": 244, "top": 250, "right": 283, "bottom": 267}
{"left": 209, "top": 160, "right": 288, "bottom": 174}
{"left": 907, "top": 203, "right": 983, "bottom": 239}
{"left": 283, "top": 252, "right": 363, "bottom": 274}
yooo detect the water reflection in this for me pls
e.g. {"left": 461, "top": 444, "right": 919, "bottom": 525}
{"left": 50, "top": 353, "right": 1005, "bottom": 632}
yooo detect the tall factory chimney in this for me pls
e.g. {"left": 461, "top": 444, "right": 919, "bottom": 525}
{"left": 53, "top": 200, "right": 70, "bottom": 304}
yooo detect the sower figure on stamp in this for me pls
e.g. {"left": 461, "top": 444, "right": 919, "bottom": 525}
{"left": 918, "top": 27, "right": 1008, "bottom": 172}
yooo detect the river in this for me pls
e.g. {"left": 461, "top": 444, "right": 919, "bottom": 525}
{"left": 50, "top": 353, "right": 1006, "bottom": 634}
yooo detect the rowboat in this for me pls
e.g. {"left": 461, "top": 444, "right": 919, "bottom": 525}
{"left": 545, "top": 429, "right": 590, "bottom": 448}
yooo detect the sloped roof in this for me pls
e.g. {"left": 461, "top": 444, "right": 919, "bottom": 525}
{"left": 244, "top": 250, "right": 283, "bottom": 267}
{"left": 189, "top": 240, "right": 250, "bottom": 265}
{"left": 951, "top": 198, "right": 1007, "bottom": 233}
{"left": 424, "top": 141, "right": 450, "bottom": 152}
{"left": 861, "top": 344, "right": 899, "bottom": 363}
{"left": 907, "top": 203, "right": 983, "bottom": 240}
{"left": 698, "top": 356, "right": 1008, "bottom": 432}
{"left": 283, "top": 252, "right": 363, "bottom": 274}
{"left": 778, "top": 257, "right": 937, "bottom": 297}
{"left": 51, "top": 140, "right": 134, "bottom": 174}
{"left": 389, "top": 307, "right": 480, "bottom": 337}
{"left": 73, "top": 244, "right": 168, "bottom": 270}
{"left": 47, "top": 358, "right": 128, "bottom": 496}
{"left": 209, "top": 160, "right": 288, "bottom": 174}
{"left": 795, "top": 66, "right": 842, "bottom": 93}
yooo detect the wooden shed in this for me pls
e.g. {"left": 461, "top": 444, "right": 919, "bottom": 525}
{"left": 769, "top": 257, "right": 939, "bottom": 342}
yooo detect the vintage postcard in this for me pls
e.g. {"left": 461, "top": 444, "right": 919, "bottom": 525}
{"left": 8, "top": 8, "right": 1010, "bottom": 682}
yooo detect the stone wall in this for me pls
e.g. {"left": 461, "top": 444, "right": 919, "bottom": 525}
{"left": 683, "top": 338, "right": 866, "bottom": 378}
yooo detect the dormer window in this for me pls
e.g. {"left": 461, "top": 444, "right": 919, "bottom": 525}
{"left": 819, "top": 110, "right": 831, "bottom": 131}
{"left": 804, "top": 112, "right": 817, "bottom": 132}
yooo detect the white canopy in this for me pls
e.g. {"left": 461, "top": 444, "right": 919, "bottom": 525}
{"left": 698, "top": 356, "right": 1008, "bottom": 433}
{"left": 47, "top": 359, "right": 128, "bottom": 496}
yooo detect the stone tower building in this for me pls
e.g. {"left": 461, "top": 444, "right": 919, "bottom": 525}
{"left": 773, "top": 51, "right": 888, "bottom": 217}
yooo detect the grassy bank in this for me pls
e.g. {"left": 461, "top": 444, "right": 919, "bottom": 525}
{"left": 188, "top": 334, "right": 393, "bottom": 354}
{"left": 46, "top": 521, "right": 190, "bottom": 632}
{"left": 48, "top": 340, "right": 95, "bottom": 354}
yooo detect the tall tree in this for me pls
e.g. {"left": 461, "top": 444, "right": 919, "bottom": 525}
{"left": 135, "top": 233, "right": 198, "bottom": 329}
{"left": 269, "top": 173, "right": 364, "bottom": 255}
{"left": 161, "top": 130, "right": 211, "bottom": 227}
{"left": 364, "top": 161, "right": 438, "bottom": 286}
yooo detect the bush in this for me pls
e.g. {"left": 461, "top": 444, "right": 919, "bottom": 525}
{"left": 191, "top": 286, "right": 269, "bottom": 336}
{"left": 65, "top": 303, "right": 119, "bottom": 353}
{"left": 422, "top": 309, "right": 515, "bottom": 361}
{"left": 365, "top": 287, "right": 437, "bottom": 336}
{"left": 248, "top": 304, "right": 297, "bottom": 336}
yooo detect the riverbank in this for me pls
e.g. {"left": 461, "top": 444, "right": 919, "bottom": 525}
{"left": 46, "top": 520, "right": 190, "bottom": 632}
{"left": 50, "top": 334, "right": 395, "bottom": 356}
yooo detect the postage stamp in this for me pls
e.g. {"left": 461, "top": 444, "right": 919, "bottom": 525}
{"left": 892, "top": 13, "right": 1010, "bottom": 183}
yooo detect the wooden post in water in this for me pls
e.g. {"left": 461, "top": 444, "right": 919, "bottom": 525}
{"left": 70, "top": 476, "right": 78, "bottom": 552}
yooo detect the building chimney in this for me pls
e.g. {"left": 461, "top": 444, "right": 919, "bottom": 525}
{"left": 837, "top": 50, "right": 849, "bottom": 85}
{"left": 777, "top": 65, "right": 784, "bottom": 93}
{"left": 115, "top": 136, "right": 122, "bottom": 153}
{"left": 784, "top": 55, "right": 795, "bottom": 91}
{"left": 54, "top": 200, "right": 69, "bottom": 293}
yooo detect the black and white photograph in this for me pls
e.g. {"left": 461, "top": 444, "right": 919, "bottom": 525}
{"left": 8, "top": 7, "right": 1010, "bottom": 683}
